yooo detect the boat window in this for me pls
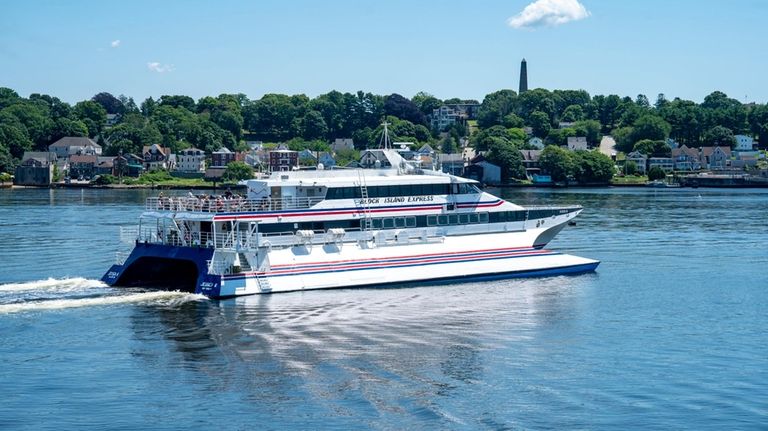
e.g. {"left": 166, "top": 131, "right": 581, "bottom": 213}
{"left": 383, "top": 218, "right": 394, "bottom": 229}
{"left": 405, "top": 217, "right": 416, "bottom": 227}
{"left": 469, "top": 213, "right": 479, "bottom": 223}
{"left": 438, "top": 215, "right": 448, "bottom": 225}
{"left": 479, "top": 212, "right": 489, "bottom": 223}
{"left": 395, "top": 218, "right": 406, "bottom": 228}
{"left": 371, "top": 219, "right": 383, "bottom": 229}
{"left": 427, "top": 215, "right": 437, "bottom": 226}
{"left": 449, "top": 214, "right": 459, "bottom": 224}
{"left": 459, "top": 214, "right": 469, "bottom": 224}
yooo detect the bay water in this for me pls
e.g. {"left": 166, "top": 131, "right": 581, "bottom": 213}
{"left": 0, "top": 187, "right": 766, "bottom": 429}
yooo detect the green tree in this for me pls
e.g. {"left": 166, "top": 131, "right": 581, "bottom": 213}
{"left": 477, "top": 89, "right": 517, "bottom": 128}
{"left": 1, "top": 102, "right": 52, "bottom": 149}
{"left": 439, "top": 136, "right": 458, "bottom": 154}
{"left": 0, "top": 122, "right": 33, "bottom": 159}
{"left": 0, "top": 87, "right": 21, "bottom": 110}
{"left": 632, "top": 139, "right": 671, "bottom": 157}
{"left": 539, "top": 145, "right": 575, "bottom": 182}
{"left": 572, "top": 150, "right": 615, "bottom": 184}
{"left": 301, "top": 110, "right": 329, "bottom": 140}
{"left": 222, "top": 161, "right": 254, "bottom": 182}
{"left": 624, "top": 160, "right": 638, "bottom": 176}
{"left": 518, "top": 88, "right": 557, "bottom": 122}
{"left": 630, "top": 114, "right": 671, "bottom": 144}
{"left": 702, "top": 125, "right": 736, "bottom": 147}
{"left": 50, "top": 117, "right": 88, "bottom": 143}
{"left": 612, "top": 126, "right": 635, "bottom": 153}
{"left": 529, "top": 110, "right": 551, "bottom": 138}
{"left": 572, "top": 120, "right": 602, "bottom": 146}
{"left": 502, "top": 113, "right": 525, "bottom": 128}
{"left": 648, "top": 166, "right": 666, "bottom": 181}
{"left": 545, "top": 127, "right": 576, "bottom": 147}
{"left": 411, "top": 92, "right": 443, "bottom": 117}
{"left": 158, "top": 95, "right": 196, "bottom": 111}
{"left": 92, "top": 92, "right": 125, "bottom": 115}
{"left": 561, "top": 104, "right": 584, "bottom": 122}
{"left": 73, "top": 100, "right": 107, "bottom": 138}
{"left": 747, "top": 104, "right": 768, "bottom": 148}
{"left": 471, "top": 125, "right": 519, "bottom": 151}
{"left": 486, "top": 137, "right": 525, "bottom": 181}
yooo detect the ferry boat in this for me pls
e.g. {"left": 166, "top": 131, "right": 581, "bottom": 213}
{"left": 102, "top": 141, "right": 598, "bottom": 298}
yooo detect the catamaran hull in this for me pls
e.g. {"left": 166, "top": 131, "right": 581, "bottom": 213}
{"left": 102, "top": 232, "right": 599, "bottom": 299}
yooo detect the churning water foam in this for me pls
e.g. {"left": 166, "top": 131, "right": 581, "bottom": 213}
{"left": 0, "top": 277, "right": 107, "bottom": 293}
{"left": 0, "top": 278, "right": 207, "bottom": 314}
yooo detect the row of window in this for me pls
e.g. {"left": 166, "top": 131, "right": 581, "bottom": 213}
{"left": 324, "top": 183, "right": 480, "bottom": 200}
{"left": 254, "top": 209, "right": 565, "bottom": 235}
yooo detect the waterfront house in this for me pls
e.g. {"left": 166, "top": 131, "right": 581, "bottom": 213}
{"left": 672, "top": 145, "right": 701, "bottom": 171}
{"left": 734, "top": 135, "right": 754, "bottom": 151}
{"left": 176, "top": 147, "right": 206, "bottom": 173}
{"left": 69, "top": 154, "right": 98, "bottom": 179}
{"left": 464, "top": 159, "right": 501, "bottom": 185}
{"left": 268, "top": 149, "right": 299, "bottom": 172}
{"left": 648, "top": 157, "right": 675, "bottom": 172}
{"left": 14, "top": 152, "right": 56, "bottom": 186}
{"left": 331, "top": 138, "right": 355, "bottom": 153}
{"left": 438, "top": 154, "right": 465, "bottom": 176}
{"left": 95, "top": 157, "right": 115, "bottom": 176}
{"left": 211, "top": 147, "right": 236, "bottom": 168}
{"left": 298, "top": 149, "right": 317, "bottom": 166}
{"left": 48, "top": 137, "right": 102, "bottom": 158}
{"left": 520, "top": 149, "right": 543, "bottom": 180}
{"left": 359, "top": 149, "right": 402, "bottom": 169}
{"left": 700, "top": 146, "right": 731, "bottom": 170}
{"left": 318, "top": 152, "right": 336, "bottom": 168}
{"left": 567, "top": 137, "right": 588, "bottom": 151}
{"left": 142, "top": 144, "right": 173, "bottom": 171}
{"left": 625, "top": 151, "right": 648, "bottom": 174}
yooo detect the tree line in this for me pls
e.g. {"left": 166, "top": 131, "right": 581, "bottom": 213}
{"left": 1, "top": 86, "right": 766, "bottom": 183}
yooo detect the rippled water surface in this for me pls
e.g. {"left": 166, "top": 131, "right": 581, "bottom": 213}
{"left": 1, "top": 187, "right": 766, "bottom": 429}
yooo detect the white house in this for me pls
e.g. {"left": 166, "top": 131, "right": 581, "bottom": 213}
{"left": 331, "top": 138, "right": 354, "bottom": 153}
{"left": 648, "top": 157, "right": 675, "bottom": 172}
{"left": 625, "top": 151, "right": 648, "bottom": 174}
{"left": 176, "top": 147, "right": 206, "bottom": 173}
{"left": 48, "top": 137, "right": 102, "bottom": 158}
{"left": 567, "top": 136, "right": 588, "bottom": 151}
{"left": 734, "top": 135, "right": 754, "bottom": 151}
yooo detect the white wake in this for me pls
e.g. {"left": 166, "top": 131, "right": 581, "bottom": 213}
{"left": 0, "top": 277, "right": 107, "bottom": 293}
{"left": 0, "top": 290, "right": 206, "bottom": 314}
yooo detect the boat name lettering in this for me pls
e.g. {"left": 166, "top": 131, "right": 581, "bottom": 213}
{"left": 357, "top": 195, "right": 434, "bottom": 205}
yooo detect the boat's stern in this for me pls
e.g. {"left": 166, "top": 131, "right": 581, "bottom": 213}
{"left": 102, "top": 243, "right": 223, "bottom": 297}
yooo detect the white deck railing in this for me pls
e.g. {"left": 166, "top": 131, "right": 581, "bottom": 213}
{"left": 145, "top": 196, "right": 324, "bottom": 213}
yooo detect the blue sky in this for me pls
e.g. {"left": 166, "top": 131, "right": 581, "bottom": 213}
{"left": 1, "top": 0, "right": 766, "bottom": 104}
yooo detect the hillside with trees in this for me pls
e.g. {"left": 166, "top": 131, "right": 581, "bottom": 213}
{"left": 1, "top": 85, "right": 766, "bottom": 184}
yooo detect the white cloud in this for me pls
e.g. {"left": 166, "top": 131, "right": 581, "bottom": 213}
{"left": 147, "top": 62, "right": 174, "bottom": 73}
{"left": 111, "top": 39, "right": 121, "bottom": 48}
{"left": 508, "top": 0, "right": 591, "bottom": 29}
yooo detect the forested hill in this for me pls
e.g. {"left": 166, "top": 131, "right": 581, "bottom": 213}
{"left": 1, "top": 87, "right": 766, "bottom": 177}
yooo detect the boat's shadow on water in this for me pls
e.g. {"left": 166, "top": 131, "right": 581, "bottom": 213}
{"left": 132, "top": 276, "right": 592, "bottom": 422}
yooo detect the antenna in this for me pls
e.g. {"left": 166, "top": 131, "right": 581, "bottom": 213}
{"left": 378, "top": 121, "right": 391, "bottom": 150}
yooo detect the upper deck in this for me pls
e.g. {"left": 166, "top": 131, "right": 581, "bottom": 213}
{"left": 146, "top": 195, "right": 324, "bottom": 214}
